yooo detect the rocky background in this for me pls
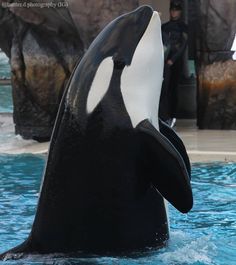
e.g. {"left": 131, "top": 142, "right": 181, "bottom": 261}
{"left": 195, "top": 0, "right": 236, "bottom": 129}
{"left": 2, "top": 0, "right": 235, "bottom": 136}
{"left": 0, "top": 0, "right": 138, "bottom": 141}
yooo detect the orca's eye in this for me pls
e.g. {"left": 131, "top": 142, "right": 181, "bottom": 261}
{"left": 114, "top": 60, "right": 126, "bottom": 70}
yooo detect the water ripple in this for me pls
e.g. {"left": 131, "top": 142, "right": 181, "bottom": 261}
{"left": 0, "top": 157, "right": 236, "bottom": 264}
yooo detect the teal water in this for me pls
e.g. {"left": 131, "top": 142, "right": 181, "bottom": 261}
{"left": 0, "top": 52, "right": 12, "bottom": 113}
{"left": 0, "top": 155, "right": 235, "bottom": 264}
{"left": 0, "top": 86, "right": 13, "bottom": 113}
{"left": 0, "top": 52, "right": 10, "bottom": 79}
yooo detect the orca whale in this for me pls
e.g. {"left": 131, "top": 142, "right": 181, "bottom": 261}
{"left": 0, "top": 5, "right": 193, "bottom": 258}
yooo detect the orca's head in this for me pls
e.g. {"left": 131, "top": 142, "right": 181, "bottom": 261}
{"left": 87, "top": 5, "right": 155, "bottom": 66}
{"left": 68, "top": 5, "right": 164, "bottom": 130}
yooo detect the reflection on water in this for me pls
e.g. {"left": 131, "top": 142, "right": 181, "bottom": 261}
{"left": 0, "top": 156, "right": 236, "bottom": 264}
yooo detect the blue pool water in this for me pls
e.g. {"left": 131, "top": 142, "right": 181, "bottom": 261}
{"left": 0, "top": 155, "right": 236, "bottom": 265}
{"left": 0, "top": 52, "right": 10, "bottom": 79}
{"left": 0, "top": 86, "right": 13, "bottom": 113}
{"left": 0, "top": 52, "right": 12, "bottom": 113}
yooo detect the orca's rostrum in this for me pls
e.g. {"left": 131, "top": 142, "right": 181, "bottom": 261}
{"left": 1, "top": 5, "right": 193, "bottom": 258}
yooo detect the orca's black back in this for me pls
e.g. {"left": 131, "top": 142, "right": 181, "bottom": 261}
{"left": 27, "top": 60, "right": 169, "bottom": 253}
{"left": 30, "top": 111, "right": 168, "bottom": 253}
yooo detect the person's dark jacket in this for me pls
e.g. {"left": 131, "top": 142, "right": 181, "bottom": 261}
{"left": 161, "top": 19, "right": 188, "bottom": 63}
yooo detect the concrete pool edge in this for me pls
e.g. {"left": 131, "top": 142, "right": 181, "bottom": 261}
{"left": 0, "top": 142, "right": 49, "bottom": 155}
{"left": 177, "top": 127, "right": 236, "bottom": 163}
{"left": 1, "top": 114, "right": 236, "bottom": 162}
{"left": 1, "top": 143, "right": 236, "bottom": 163}
{"left": 187, "top": 150, "right": 236, "bottom": 163}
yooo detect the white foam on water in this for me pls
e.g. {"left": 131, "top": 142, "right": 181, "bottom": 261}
{"left": 0, "top": 114, "right": 49, "bottom": 154}
{"left": 0, "top": 51, "right": 9, "bottom": 65}
{"left": 156, "top": 231, "right": 217, "bottom": 265}
{"left": 0, "top": 133, "right": 37, "bottom": 154}
{"left": 0, "top": 232, "right": 218, "bottom": 264}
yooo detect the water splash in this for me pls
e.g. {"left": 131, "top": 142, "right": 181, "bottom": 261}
{"left": 0, "top": 114, "right": 48, "bottom": 154}
{"left": 158, "top": 231, "right": 217, "bottom": 265}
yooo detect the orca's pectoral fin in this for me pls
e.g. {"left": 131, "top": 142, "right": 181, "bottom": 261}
{"left": 159, "top": 118, "right": 191, "bottom": 177}
{"left": 136, "top": 119, "right": 193, "bottom": 213}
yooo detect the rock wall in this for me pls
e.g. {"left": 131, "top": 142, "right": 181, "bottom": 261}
{"left": 0, "top": 0, "right": 138, "bottom": 141}
{"left": 196, "top": 0, "right": 236, "bottom": 129}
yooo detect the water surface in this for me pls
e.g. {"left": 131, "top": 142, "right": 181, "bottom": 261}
{"left": 0, "top": 52, "right": 10, "bottom": 79}
{"left": 0, "top": 155, "right": 235, "bottom": 265}
{"left": 0, "top": 52, "right": 12, "bottom": 113}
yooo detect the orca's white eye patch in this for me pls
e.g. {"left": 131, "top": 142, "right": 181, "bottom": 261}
{"left": 87, "top": 57, "right": 113, "bottom": 113}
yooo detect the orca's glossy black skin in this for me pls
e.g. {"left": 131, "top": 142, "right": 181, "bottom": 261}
{"left": 0, "top": 5, "right": 193, "bottom": 258}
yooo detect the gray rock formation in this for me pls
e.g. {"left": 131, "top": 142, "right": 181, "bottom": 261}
{"left": 0, "top": 0, "right": 138, "bottom": 141}
{"left": 196, "top": 0, "right": 236, "bottom": 129}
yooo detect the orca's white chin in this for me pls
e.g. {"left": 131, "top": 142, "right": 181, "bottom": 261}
{"left": 121, "top": 10, "right": 164, "bottom": 131}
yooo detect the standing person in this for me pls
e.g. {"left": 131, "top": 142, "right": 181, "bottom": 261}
{"left": 159, "top": 0, "right": 188, "bottom": 127}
